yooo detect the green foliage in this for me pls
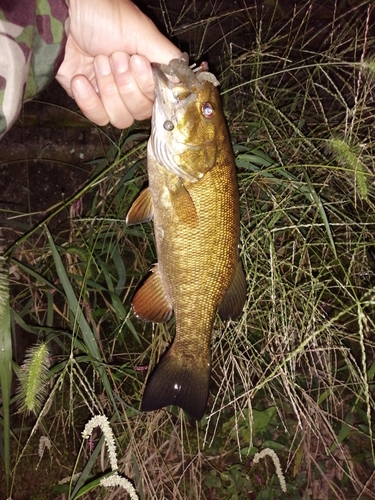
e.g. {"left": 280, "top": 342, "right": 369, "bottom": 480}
{"left": 2, "top": 1, "right": 375, "bottom": 499}
{"left": 222, "top": 407, "right": 278, "bottom": 443}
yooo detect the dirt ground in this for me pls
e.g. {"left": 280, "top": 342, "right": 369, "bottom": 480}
{"left": 0, "top": 81, "right": 100, "bottom": 243}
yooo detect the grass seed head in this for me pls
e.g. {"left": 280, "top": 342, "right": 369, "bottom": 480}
{"left": 17, "top": 342, "right": 50, "bottom": 415}
{"left": 328, "top": 138, "right": 369, "bottom": 201}
{"left": 363, "top": 59, "right": 375, "bottom": 80}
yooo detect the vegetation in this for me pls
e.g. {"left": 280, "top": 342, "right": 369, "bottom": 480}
{"left": 1, "top": 1, "right": 374, "bottom": 498}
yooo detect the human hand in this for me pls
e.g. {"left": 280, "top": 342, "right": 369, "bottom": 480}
{"left": 56, "top": 0, "right": 181, "bottom": 128}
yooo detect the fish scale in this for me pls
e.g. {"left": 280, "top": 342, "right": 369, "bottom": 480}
{"left": 126, "top": 54, "right": 246, "bottom": 420}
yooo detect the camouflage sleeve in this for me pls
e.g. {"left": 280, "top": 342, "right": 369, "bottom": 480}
{"left": 0, "top": 0, "right": 69, "bottom": 138}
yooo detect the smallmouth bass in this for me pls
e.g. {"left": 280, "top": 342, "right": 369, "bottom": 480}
{"left": 126, "top": 53, "right": 246, "bottom": 420}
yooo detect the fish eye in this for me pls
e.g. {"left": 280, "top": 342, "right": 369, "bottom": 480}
{"left": 202, "top": 102, "right": 215, "bottom": 118}
{"left": 163, "top": 120, "right": 174, "bottom": 131}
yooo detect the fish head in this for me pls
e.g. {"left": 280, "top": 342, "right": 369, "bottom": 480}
{"left": 150, "top": 55, "right": 224, "bottom": 183}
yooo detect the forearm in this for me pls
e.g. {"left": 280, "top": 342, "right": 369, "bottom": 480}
{"left": 0, "top": 0, "right": 69, "bottom": 138}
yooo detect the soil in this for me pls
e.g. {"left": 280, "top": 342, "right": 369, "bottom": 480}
{"left": 0, "top": 82, "right": 102, "bottom": 246}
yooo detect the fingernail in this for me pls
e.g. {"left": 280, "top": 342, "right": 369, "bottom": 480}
{"left": 111, "top": 52, "right": 129, "bottom": 74}
{"left": 95, "top": 55, "right": 111, "bottom": 76}
{"left": 72, "top": 78, "right": 89, "bottom": 98}
{"left": 130, "top": 55, "right": 151, "bottom": 78}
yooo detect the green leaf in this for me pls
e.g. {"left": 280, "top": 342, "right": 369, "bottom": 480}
{"left": 69, "top": 435, "right": 105, "bottom": 498}
{"left": 74, "top": 470, "right": 116, "bottom": 499}
{"left": 112, "top": 246, "right": 126, "bottom": 295}
{"left": 262, "top": 440, "right": 288, "bottom": 451}
{"left": 252, "top": 407, "right": 278, "bottom": 434}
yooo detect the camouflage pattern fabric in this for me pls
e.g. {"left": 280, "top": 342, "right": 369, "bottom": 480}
{"left": 0, "top": 0, "right": 68, "bottom": 138}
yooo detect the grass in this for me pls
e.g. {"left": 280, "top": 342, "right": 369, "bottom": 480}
{"left": 1, "top": 0, "right": 375, "bottom": 498}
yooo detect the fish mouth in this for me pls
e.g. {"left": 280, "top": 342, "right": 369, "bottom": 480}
{"left": 152, "top": 54, "right": 202, "bottom": 95}
{"left": 151, "top": 63, "right": 173, "bottom": 91}
{"left": 151, "top": 53, "right": 219, "bottom": 117}
{"left": 151, "top": 61, "right": 198, "bottom": 119}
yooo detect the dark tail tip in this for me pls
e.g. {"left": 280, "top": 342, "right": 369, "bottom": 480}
{"left": 141, "top": 349, "right": 211, "bottom": 421}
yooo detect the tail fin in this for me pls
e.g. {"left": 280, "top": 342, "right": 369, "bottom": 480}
{"left": 141, "top": 348, "right": 211, "bottom": 421}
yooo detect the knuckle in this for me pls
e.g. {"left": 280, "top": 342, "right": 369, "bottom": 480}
{"left": 100, "top": 82, "right": 118, "bottom": 97}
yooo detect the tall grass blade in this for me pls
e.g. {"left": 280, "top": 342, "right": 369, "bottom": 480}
{"left": 45, "top": 226, "right": 119, "bottom": 412}
{"left": 0, "top": 257, "right": 11, "bottom": 492}
{"left": 70, "top": 436, "right": 105, "bottom": 499}
{"left": 303, "top": 168, "right": 337, "bottom": 257}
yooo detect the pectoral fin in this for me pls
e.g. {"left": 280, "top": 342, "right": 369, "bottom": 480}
{"left": 132, "top": 264, "right": 173, "bottom": 323}
{"left": 126, "top": 187, "right": 153, "bottom": 226}
{"left": 169, "top": 178, "right": 198, "bottom": 227}
{"left": 218, "top": 260, "right": 247, "bottom": 321}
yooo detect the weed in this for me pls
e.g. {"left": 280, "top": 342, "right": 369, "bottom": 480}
{"left": 1, "top": 1, "right": 375, "bottom": 499}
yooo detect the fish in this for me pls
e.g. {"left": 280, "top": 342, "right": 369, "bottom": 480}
{"left": 126, "top": 53, "right": 246, "bottom": 420}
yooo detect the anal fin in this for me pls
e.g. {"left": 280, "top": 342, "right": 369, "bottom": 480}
{"left": 132, "top": 264, "right": 172, "bottom": 323}
{"left": 126, "top": 187, "right": 153, "bottom": 226}
{"left": 218, "top": 260, "right": 247, "bottom": 320}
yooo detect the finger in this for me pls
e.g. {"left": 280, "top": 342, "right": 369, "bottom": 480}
{"left": 129, "top": 54, "right": 156, "bottom": 103}
{"left": 111, "top": 52, "right": 154, "bottom": 121}
{"left": 71, "top": 75, "right": 110, "bottom": 126}
{"left": 94, "top": 55, "right": 135, "bottom": 129}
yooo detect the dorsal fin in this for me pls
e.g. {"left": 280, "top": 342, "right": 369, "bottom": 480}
{"left": 132, "top": 264, "right": 173, "bottom": 323}
{"left": 218, "top": 260, "right": 247, "bottom": 321}
{"left": 126, "top": 187, "right": 153, "bottom": 226}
